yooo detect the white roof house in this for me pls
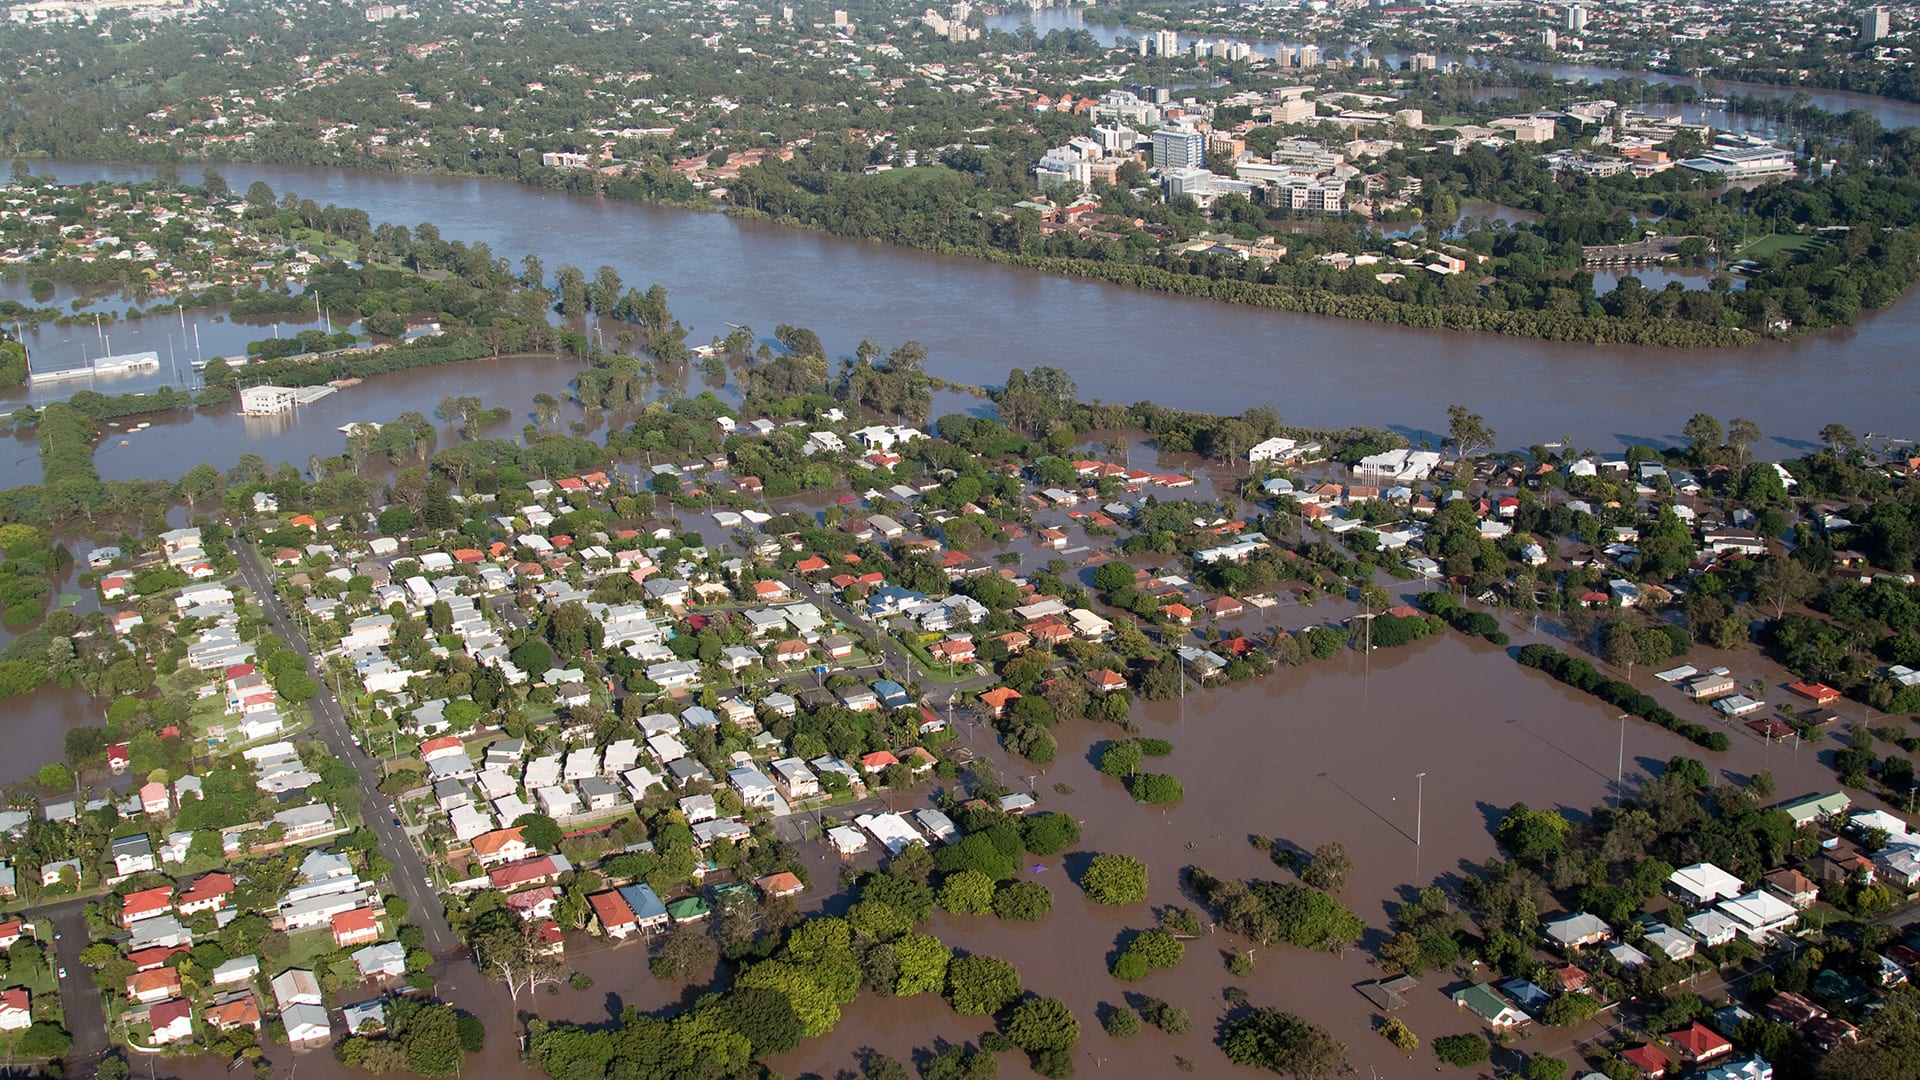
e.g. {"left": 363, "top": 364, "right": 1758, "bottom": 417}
{"left": 1668, "top": 863, "right": 1745, "bottom": 906}
{"left": 1717, "top": 891, "right": 1799, "bottom": 941}
{"left": 855, "top": 812, "right": 923, "bottom": 855}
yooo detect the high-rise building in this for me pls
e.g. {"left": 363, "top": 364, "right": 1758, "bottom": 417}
{"left": 1153, "top": 29, "right": 1179, "bottom": 56}
{"left": 1541, "top": 28, "right": 1557, "bottom": 49}
{"left": 1151, "top": 125, "right": 1206, "bottom": 172}
{"left": 1566, "top": 5, "right": 1587, "bottom": 32}
{"left": 1862, "top": 6, "right": 1890, "bottom": 41}
{"left": 1409, "top": 52, "right": 1438, "bottom": 71}
{"left": 832, "top": 9, "right": 849, "bottom": 28}
{"left": 1296, "top": 44, "right": 1321, "bottom": 68}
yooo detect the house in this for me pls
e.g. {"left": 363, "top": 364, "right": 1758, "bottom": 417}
{"left": 617, "top": 884, "right": 670, "bottom": 932}
{"left": 211, "top": 955, "right": 260, "bottom": 986}
{"left": 1763, "top": 868, "right": 1819, "bottom": 909}
{"left": 1686, "top": 910, "right": 1740, "bottom": 947}
{"left": 139, "top": 780, "right": 171, "bottom": 816}
{"left": 148, "top": 998, "right": 195, "bottom": 1045}
{"left": 590, "top": 890, "right": 639, "bottom": 939}
{"left": 0, "top": 922, "right": 20, "bottom": 950}
{"left": 1763, "top": 990, "right": 1825, "bottom": 1028}
{"left": 1621, "top": 1043, "right": 1671, "bottom": 1079}
{"left": 979, "top": 687, "right": 1022, "bottom": 717}
{"left": 1085, "top": 669, "right": 1127, "bottom": 694}
{"left": 112, "top": 834, "right": 157, "bottom": 876}
{"left": 1717, "top": 890, "right": 1799, "bottom": 941}
{"left": 331, "top": 907, "right": 382, "bottom": 948}
{"left": 1668, "top": 863, "right": 1744, "bottom": 906}
{"left": 282, "top": 1002, "right": 332, "bottom": 1047}
{"left": 128, "top": 967, "right": 183, "bottom": 1004}
{"left": 0, "top": 990, "right": 26, "bottom": 1032}
{"left": 1451, "top": 983, "right": 1528, "bottom": 1028}
{"left": 340, "top": 999, "right": 386, "bottom": 1036}
{"left": 728, "top": 766, "right": 779, "bottom": 809}
{"left": 1670, "top": 1022, "right": 1733, "bottom": 1064}
{"left": 204, "top": 995, "right": 263, "bottom": 1033}
{"left": 1777, "top": 792, "right": 1850, "bottom": 828}
{"left": 121, "top": 885, "right": 176, "bottom": 927}
{"left": 1542, "top": 911, "right": 1611, "bottom": 950}
{"left": 472, "top": 826, "right": 533, "bottom": 867}
{"left": 352, "top": 941, "right": 408, "bottom": 980}
{"left": 756, "top": 871, "right": 804, "bottom": 898}
{"left": 176, "top": 870, "right": 235, "bottom": 915}
{"left": 1699, "top": 1058, "right": 1772, "bottom": 1080}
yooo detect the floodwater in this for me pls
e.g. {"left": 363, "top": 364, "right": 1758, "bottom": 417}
{"left": 4, "top": 159, "right": 1918, "bottom": 478}
{"left": 763, "top": 608, "right": 1851, "bottom": 1079}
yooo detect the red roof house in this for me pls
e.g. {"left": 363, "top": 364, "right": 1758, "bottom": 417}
{"left": 331, "top": 908, "right": 382, "bottom": 948}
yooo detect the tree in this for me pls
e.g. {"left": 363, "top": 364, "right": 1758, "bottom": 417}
{"left": 1300, "top": 842, "right": 1352, "bottom": 892}
{"left": 1754, "top": 556, "right": 1817, "bottom": 620}
{"left": 1528, "top": 1056, "right": 1569, "bottom": 1080}
{"left": 1128, "top": 773, "right": 1184, "bottom": 804}
{"left": 1820, "top": 423, "right": 1858, "bottom": 456}
{"left": 1381, "top": 1017, "right": 1419, "bottom": 1054}
{"left": 1019, "top": 812, "right": 1080, "bottom": 856}
{"left": 15, "top": 1022, "right": 71, "bottom": 1059}
{"left": 1683, "top": 413, "right": 1723, "bottom": 461}
{"left": 512, "top": 813, "right": 563, "bottom": 852}
{"left": 650, "top": 926, "right": 717, "bottom": 981}
{"left": 1446, "top": 405, "right": 1495, "bottom": 459}
{"left": 473, "top": 923, "right": 564, "bottom": 1000}
{"left": 1496, "top": 803, "right": 1571, "bottom": 864}
{"left": 402, "top": 1004, "right": 465, "bottom": 1076}
{"left": 1006, "top": 996, "right": 1080, "bottom": 1053}
{"left": 1081, "top": 854, "right": 1149, "bottom": 906}
{"left": 944, "top": 954, "right": 1023, "bottom": 1015}
{"left": 1098, "top": 740, "right": 1143, "bottom": 778}
{"left": 1104, "top": 1007, "right": 1141, "bottom": 1038}
{"left": 1220, "top": 1009, "right": 1348, "bottom": 1078}
{"left": 939, "top": 870, "right": 997, "bottom": 916}
{"left": 890, "top": 932, "right": 951, "bottom": 997}
{"left": 1111, "top": 929, "right": 1184, "bottom": 980}
{"left": 993, "top": 880, "right": 1053, "bottom": 921}
{"left": 1433, "top": 1034, "right": 1490, "bottom": 1068}
{"left": 1727, "top": 417, "right": 1763, "bottom": 463}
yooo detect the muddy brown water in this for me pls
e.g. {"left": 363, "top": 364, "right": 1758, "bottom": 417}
{"left": 7, "top": 158, "right": 1918, "bottom": 478}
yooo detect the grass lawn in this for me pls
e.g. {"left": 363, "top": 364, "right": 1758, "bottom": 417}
{"left": 280, "top": 927, "right": 341, "bottom": 974}
{"left": 1737, "top": 232, "right": 1825, "bottom": 260}
{"left": 894, "top": 635, "right": 975, "bottom": 684}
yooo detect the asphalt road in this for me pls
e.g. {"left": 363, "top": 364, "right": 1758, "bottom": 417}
{"left": 230, "top": 540, "right": 460, "bottom": 956}
{"left": 43, "top": 898, "right": 108, "bottom": 1064}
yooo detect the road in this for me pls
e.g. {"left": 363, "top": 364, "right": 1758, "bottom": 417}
{"left": 230, "top": 540, "right": 461, "bottom": 956}
{"left": 43, "top": 898, "right": 108, "bottom": 1067}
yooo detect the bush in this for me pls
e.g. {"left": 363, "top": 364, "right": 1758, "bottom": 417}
{"left": 993, "top": 880, "right": 1053, "bottom": 921}
{"left": 1380, "top": 1017, "right": 1418, "bottom": 1054}
{"left": 1137, "top": 996, "right": 1190, "bottom": 1035}
{"left": 1020, "top": 812, "right": 1080, "bottom": 856}
{"left": 1080, "top": 854, "right": 1149, "bottom": 906}
{"left": 1127, "top": 773, "right": 1184, "bottom": 804}
{"left": 1433, "top": 1035, "right": 1490, "bottom": 1067}
{"left": 1110, "top": 929, "right": 1183, "bottom": 980}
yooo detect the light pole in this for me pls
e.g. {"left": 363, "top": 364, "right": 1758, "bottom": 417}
{"left": 1415, "top": 771, "right": 1426, "bottom": 847}
{"left": 1617, "top": 712, "right": 1629, "bottom": 792}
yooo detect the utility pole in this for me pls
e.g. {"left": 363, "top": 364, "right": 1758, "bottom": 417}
{"left": 1617, "top": 712, "right": 1630, "bottom": 804}
{"left": 1415, "top": 771, "right": 1426, "bottom": 846}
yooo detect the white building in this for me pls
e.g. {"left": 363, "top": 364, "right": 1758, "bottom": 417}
{"left": 238, "top": 385, "right": 299, "bottom": 416}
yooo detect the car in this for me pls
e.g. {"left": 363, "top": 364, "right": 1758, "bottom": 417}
{"left": 392, "top": 817, "right": 403, "bottom": 827}
{"left": 56, "top": 967, "right": 65, "bottom": 978}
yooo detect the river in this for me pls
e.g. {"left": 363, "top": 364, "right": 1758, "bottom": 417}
{"left": 4, "top": 158, "right": 1916, "bottom": 482}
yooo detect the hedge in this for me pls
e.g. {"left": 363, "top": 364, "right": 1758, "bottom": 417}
{"left": 1517, "top": 643, "right": 1729, "bottom": 751}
